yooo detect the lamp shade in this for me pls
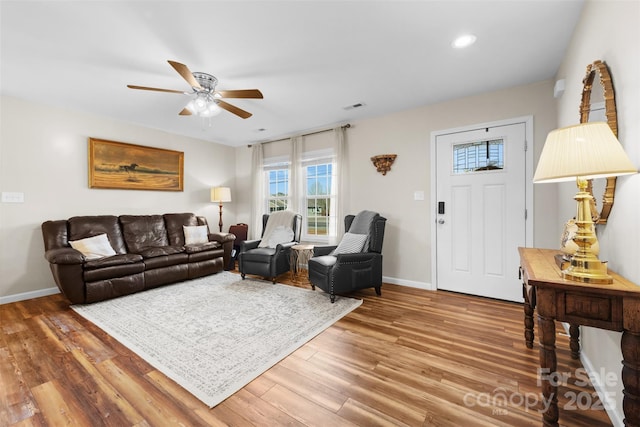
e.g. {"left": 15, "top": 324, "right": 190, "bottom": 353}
{"left": 211, "top": 187, "right": 232, "bottom": 203}
{"left": 533, "top": 122, "right": 636, "bottom": 183}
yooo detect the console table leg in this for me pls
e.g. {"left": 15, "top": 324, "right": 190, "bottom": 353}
{"left": 622, "top": 330, "right": 640, "bottom": 427}
{"left": 569, "top": 324, "right": 580, "bottom": 360}
{"left": 539, "top": 314, "right": 559, "bottom": 427}
{"left": 524, "top": 298, "right": 534, "bottom": 349}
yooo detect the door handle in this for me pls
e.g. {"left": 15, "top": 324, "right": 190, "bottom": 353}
{"left": 438, "top": 218, "right": 445, "bottom": 224}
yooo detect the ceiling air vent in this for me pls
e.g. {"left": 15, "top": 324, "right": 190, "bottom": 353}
{"left": 344, "top": 102, "right": 366, "bottom": 111}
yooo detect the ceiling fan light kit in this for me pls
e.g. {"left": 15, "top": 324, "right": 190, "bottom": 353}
{"left": 184, "top": 94, "right": 222, "bottom": 117}
{"left": 128, "top": 60, "right": 263, "bottom": 120}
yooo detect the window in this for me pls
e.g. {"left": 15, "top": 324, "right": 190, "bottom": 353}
{"left": 266, "top": 166, "right": 290, "bottom": 212}
{"left": 453, "top": 139, "right": 504, "bottom": 174}
{"left": 263, "top": 155, "right": 337, "bottom": 242}
{"left": 305, "top": 162, "right": 336, "bottom": 239}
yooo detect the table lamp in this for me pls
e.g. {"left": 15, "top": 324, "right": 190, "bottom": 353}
{"left": 533, "top": 122, "right": 636, "bottom": 284}
{"left": 211, "top": 187, "right": 232, "bottom": 232}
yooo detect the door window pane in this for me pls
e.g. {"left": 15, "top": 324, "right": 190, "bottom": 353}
{"left": 453, "top": 139, "right": 504, "bottom": 174}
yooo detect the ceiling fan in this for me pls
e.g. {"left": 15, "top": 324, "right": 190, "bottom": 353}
{"left": 127, "top": 60, "right": 263, "bottom": 119}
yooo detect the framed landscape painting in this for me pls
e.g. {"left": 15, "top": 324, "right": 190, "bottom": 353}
{"left": 89, "top": 138, "right": 184, "bottom": 191}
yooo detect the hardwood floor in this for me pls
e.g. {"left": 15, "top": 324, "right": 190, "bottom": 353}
{"left": 1, "top": 271, "right": 612, "bottom": 426}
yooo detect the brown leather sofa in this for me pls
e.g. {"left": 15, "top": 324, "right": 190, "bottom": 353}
{"left": 41, "top": 213, "right": 235, "bottom": 304}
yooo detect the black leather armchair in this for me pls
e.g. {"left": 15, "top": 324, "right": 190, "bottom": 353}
{"left": 238, "top": 212, "right": 302, "bottom": 283}
{"left": 308, "top": 212, "right": 386, "bottom": 302}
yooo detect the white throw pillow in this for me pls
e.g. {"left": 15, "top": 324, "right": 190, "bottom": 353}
{"left": 331, "top": 232, "right": 368, "bottom": 255}
{"left": 69, "top": 233, "right": 116, "bottom": 260}
{"left": 183, "top": 225, "right": 209, "bottom": 245}
{"left": 268, "top": 226, "right": 295, "bottom": 248}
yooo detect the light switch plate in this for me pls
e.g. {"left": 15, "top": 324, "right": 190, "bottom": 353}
{"left": 1, "top": 192, "right": 25, "bottom": 203}
{"left": 414, "top": 190, "right": 425, "bottom": 201}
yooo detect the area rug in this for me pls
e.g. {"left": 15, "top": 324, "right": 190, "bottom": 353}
{"left": 71, "top": 272, "right": 362, "bottom": 407}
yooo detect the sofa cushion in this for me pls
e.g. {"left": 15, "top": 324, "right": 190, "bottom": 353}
{"left": 68, "top": 215, "right": 127, "bottom": 254}
{"left": 330, "top": 232, "right": 367, "bottom": 255}
{"left": 144, "top": 253, "right": 189, "bottom": 270}
{"left": 164, "top": 213, "right": 198, "bottom": 246}
{"left": 184, "top": 241, "right": 220, "bottom": 254}
{"left": 69, "top": 233, "right": 116, "bottom": 260}
{"left": 183, "top": 225, "right": 208, "bottom": 245}
{"left": 241, "top": 247, "right": 276, "bottom": 262}
{"left": 84, "top": 262, "right": 146, "bottom": 282}
{"left": 189, "top": 248, "right": 224, "bottom": 263}
{"left": 119, "top": 215, "right": 169, "bottom": 253}
{"left": 136, "top": 245, "right": 185, "bottom": 259}
{"left": 84, "top": 253, "right": 144, "bottom": 269}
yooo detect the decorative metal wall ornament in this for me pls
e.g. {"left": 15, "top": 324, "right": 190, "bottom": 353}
{"left": 371, "top": 154, "right": 397, "bottom": 175}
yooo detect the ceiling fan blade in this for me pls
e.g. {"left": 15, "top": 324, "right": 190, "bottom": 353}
{"left": 215, "top": 89, "right": 263, "bottom": 99}
{"left": 168, "top": 60, "right": 202, "bottom": 89}
{"left": 179, "top": 108, "right": 192, "bottom": 116}
{"left": 217, "top": 101, "right": 252, "bottom": 119}
{"left": 127, "top": 85, "right": 185, "bottom": 94}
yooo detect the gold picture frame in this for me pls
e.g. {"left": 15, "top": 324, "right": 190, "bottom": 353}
{"left": 89, "top": 138, "right": 184, "bottom": 191}
{"left": 579, "top": 60, "right": 618, "bottom": 224}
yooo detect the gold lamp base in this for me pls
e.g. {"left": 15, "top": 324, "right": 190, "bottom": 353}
{"left": 561, "top": 178, "right": 614, "bottom": 285}
{"left": 562, "top": 256, "right": 612, "bottom": 284}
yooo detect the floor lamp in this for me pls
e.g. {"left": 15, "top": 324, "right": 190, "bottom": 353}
{"left": 533, "top": 122, "right": 636, "bottom": 284}
{"left": 211, "top": 187, "right": 232, "bottom": 232}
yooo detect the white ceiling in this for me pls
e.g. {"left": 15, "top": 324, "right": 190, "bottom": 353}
{"left": 1, "top": 1, "right": 584, "bottom": 147}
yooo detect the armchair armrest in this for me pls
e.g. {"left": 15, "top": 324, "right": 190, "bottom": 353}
{"left": 44, "top": 247, "right": 85, "bottom": 264}
{"left": 209, "top": 232, "right": 236, "bottom": 244}
{"left": 208, "top": 232, "right": 236, "bottom": 270}
{"left": 335, "top": 252, "right": 379, "bottom": 263}
{"left": 276, "top": 241, "right": 297, "bottom": 250}
{"left": 240, "top": 239, "right": 261, "bottom": 252}
{"left": 313, "top": 245, "right": 337, "bottom": 256}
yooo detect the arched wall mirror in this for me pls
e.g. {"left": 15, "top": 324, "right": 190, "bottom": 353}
{"left": 579, "top": 60, "right": 618, "bottom": 224}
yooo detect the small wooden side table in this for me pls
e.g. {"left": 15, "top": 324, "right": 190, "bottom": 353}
{"left": 518, "top": 247, "right": 640, "bottom": 427}
{"left": 290, "top": 244, "right": 314, "bottom": 275}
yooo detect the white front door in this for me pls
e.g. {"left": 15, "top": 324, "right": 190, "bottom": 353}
{"left": 434, "top": 121, "right": 528, "bottom": 302}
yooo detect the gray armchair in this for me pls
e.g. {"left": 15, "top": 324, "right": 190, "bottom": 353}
{"left": 308, "top": 211, "right": 386, "bottom": 302}
{"left": 238, "top": 212, "right": 302, "bottom": 283}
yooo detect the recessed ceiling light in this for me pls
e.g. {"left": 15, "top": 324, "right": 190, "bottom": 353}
{"left": 452, "top": 34, "right": 477, "bottom": 49}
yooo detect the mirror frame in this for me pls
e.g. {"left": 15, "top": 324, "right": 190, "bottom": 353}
{"left": 579, "top": 60, "right": 618, "bottom": 224}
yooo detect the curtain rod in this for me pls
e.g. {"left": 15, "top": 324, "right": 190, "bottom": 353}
{"left": 248, "top": 123, "right": 351, "bottom": 147}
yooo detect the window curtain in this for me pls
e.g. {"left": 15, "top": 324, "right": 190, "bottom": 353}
{"left": 289, "top": 135, "right": 302, "bottom": 214}
{"left": 251, "top": 127, "right": 347, "bottom": 243}
{"left": 333, "top": 126, "right": 348, "bottom": 244}
{"left": 250, "top": 143, "right": 264, "bottom": 240}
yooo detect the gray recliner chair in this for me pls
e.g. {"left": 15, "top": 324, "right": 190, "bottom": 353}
{"left": 308, "top": 211, "right": 386, "bottom": 302}
{"left": 238, "top": 211, "right": 302, "bottom": 283}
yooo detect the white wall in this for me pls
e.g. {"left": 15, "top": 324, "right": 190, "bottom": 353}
{"left": 554, "top": 1, "right": 640, "bottom": 424}
{"left": 0, "top": 96, "right": 237, "bottom": 301}
{"left": 3, "top": 2, "right": 634, "bottom": 420}
{"left": 235, "top": 79, "right": 559, "bottom": 287}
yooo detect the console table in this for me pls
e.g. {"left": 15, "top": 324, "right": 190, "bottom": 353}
{"left": 518, "top": 247, "right": 640, "bottom": 427}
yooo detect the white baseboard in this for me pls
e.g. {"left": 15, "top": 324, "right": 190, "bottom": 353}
{"left": 0, "top": 287, "right": 60, "bottom": 305}
{"left": 383, "top": 276, "right": 433, "bottom": 291}
{"left": 579, "top": 349, "right": 624, "bottom": 427}
{"left": 561, "top": 323, "right": 624, "bottom": 427}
